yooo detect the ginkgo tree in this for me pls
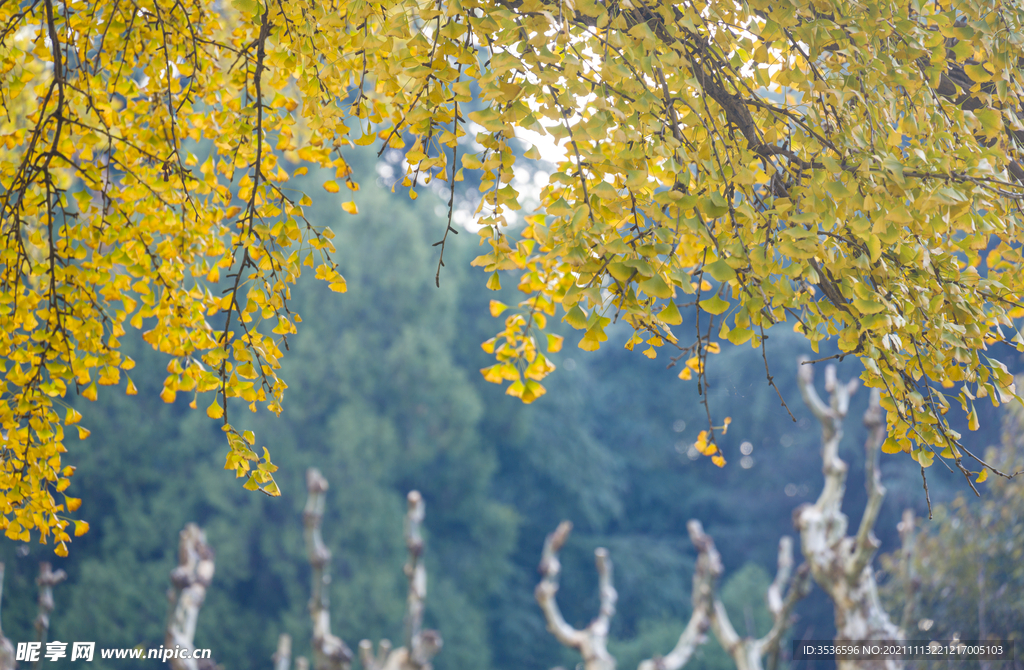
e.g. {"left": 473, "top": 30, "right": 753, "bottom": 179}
{"left": 3, "top": 0, "right": 1024, "bottom": 552}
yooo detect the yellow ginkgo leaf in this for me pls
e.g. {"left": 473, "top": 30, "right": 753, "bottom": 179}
{"left": 968, "top": 405, "right": 980, "bottom": 431}
{"left": 64, "top": 407, "right": 82, "bottom": 426}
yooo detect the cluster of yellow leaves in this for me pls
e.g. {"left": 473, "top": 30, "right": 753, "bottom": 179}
{"left": 457, "top": 0, "right": 1024, "bottom": 478}
{"left": 694, "top": 418, "right": 732, "bottom": 468}
{"left": 480, "top": 298, "right": 561, "bottom": 403}
{"left": 0, "top": 0, "right": 373, "bottom": 547}
{"left": 5, "top": 0, "right": 1024, "bottom": 550}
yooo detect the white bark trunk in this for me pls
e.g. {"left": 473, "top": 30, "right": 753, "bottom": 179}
{"left": 359, "top": 491, "right": 442, "bottom": 670}
{"left": 303, "top": 468, "right": 353, "bottom": 670}
{"left": 636, "top": 520, "right": 722, "bottom": 670}
{"left": 693, "top": 527, "right": 810, "bottom": 670}
{"left": 274, "top": 634, "right": 292, "bottom": 670}
{"left": 795, "top": 362, "right": 903, "bottom": 670}
{"left": 165, "top": 524, "right": 214, "bottom": 670}
{"left": 535, "top": 521, "right": 618, "bottom": 670}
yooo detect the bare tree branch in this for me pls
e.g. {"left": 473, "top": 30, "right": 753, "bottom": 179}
{"left": 401, "top": 490, "right": 442, "bottom": 670}
{"left": 358, "top": 639, "right": 393, "bottom": 670}
{"left": 34, "top": 561, "right": 66, "bottom": 656}
{"left": 165, "top": 524, "right": 215, "bottom": 670}
{"left": 796, "top": 360, "right": 857, "bottom": 542}
{"left": 637, "top": 520, "right": 720, "bottom": 670}
{"left": 690, "top": 521, "right": 745, "bottom": 668}
{"left": 303, "top": 469, "right": 353, "bottom": 670}
{"left": 762, "top": 555, "right": 811, "bottom": 670}
{"left": 851, "top": 391, "right": 887, "bottom": 579}
{"left": 404, "top": 491, "right": 431, "bottom": 667}
{"left": 693, "top": 526, "right": 810, "bottom": 670}
{"left": 535, "top": 521, "right": 617, "bottom": 670}
{"left": 539, "top": 517, "right": 805, "bottom": 670}
{"left": 357, "top": 491, "right": 441, "bottom": 670}
{"left": 766, "top": 537, "right": 793, "bottom": 620}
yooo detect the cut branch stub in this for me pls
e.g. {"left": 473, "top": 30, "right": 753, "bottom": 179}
{"left": 303, "top": 468, "right": 353, "bottom": 670}
{"left": 165, "top": 524, "right": 215, "bottom": 670}
{"left": 536, "top": 521, "right": 617, "bottom": 670}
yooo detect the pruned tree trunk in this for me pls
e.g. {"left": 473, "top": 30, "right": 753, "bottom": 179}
{"left": 359, "top": 491, "right": 442, "bottom": 670}
{"left": 636, "top": 521, "right": 721, "bottom": 670}
{"left": 274, "top": 634, "right": 292, "bottom": 670}
{"left": 686, "top": 524, "right": 810, "bottom": 670}
{"left": 536, "top": 362, "right": 910, "bottom": 670}
{"left": 0, "top": 564, "right": 15, "bottom": 670}
{"left": 535, "top": 521, "right": 617, "bottom": 670}
{"left": 795, "top": 362, "right": 902, "bottom": 670}
{"left": 537, "top": 518, "right": 784, "bottom": 670}
{"left": 303, "top": 468, "right": 353, "bottom": 670}
{"left": 166, "top": 523, "right": 215, "bottom": 670}
{"left": 35, "top": 560, "right": 67, "bottom": 670}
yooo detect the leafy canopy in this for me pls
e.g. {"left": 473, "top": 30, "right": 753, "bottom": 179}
{"left": 3, "top": 0, "right": 1024, "bottom": 550}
